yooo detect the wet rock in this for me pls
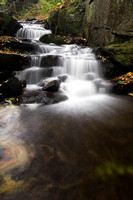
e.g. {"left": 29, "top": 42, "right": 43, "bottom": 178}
{"left": 99, "top": 81, "right": 111, "bottom": 93}
{"left": 40, "top": 55, "right": 61, "bottom": 67}
{"left": 0, "top": 53, "right": 22, "bottom": 71}
{"left": 18, "top": 91, "right": 48, "bottom": 104}
{"left": 41, "top": 79, "right": 61, "bottom": 92}
{"left": 0, "top": 53, "right": 31, "bottom": 71}
{"left": 1, "top": 77, "right": 24, "bottom": 97}
{"left": 85, "top": 73, "right": 95, "bottom": 80}
{"left": 40, "top": 34, "right": 66, "bottom": 45}
{"left": 110, "top": 82, "right": 133, "bottom": 95}
{"left": 8, "top": 38, "right": 35, "bottom": 52}
{"left": 93, "top": 78, "right": 103, "bottom": 86}
{"left": 92, "top": 78, "right": 111, "bottom": 93}
{"left": 109, "top": 72, "right": 133, "bottom": 94}
{"left": 17, "top": 90, "right": 68, "bottom": 104}
{"left": 0, "top": 71, "right": 10, "bottom": 82}
{"left": 58, "top": 74, "right": 68, "bottom": 82}
{"left": 0, "top": 12, "right": 22, "bottom": 36}
{"left": 46, "top": 91, "right": 68, "bottom": 103}
{"left": 93, "top": 47, "right": 133, "bottom": 79}
{"left": 20, "top": 80, "right": 26, "bottom": 88}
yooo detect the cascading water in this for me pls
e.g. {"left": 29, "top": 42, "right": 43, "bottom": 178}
{"left": 16, "top": 22, "right": 109, "bottom": 101}
{"left": 16, "top": 22, "right": 51, "bottom": 40}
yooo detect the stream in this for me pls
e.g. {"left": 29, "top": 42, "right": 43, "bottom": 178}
{"left": 0, "top": 22, "right": 133, "bottom": 200}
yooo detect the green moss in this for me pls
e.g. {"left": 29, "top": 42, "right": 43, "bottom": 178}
{"left": 86, "top": 1, "right": 92, "bottom": 22}
{"left": 105, "top": 43, "right": 133, "bottom": 66}
{"left": 40, "top": 34, "right": 66, "bottom": 45}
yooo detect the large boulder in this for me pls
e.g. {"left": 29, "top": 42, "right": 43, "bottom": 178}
{"left": 58, "top": 74, "right": 68, "bottom": 82}
{"left": 0, "top": 12, "right": 22, "bottom": 36}
{"left": 48, "top": 0, "right": 85, "bottom": 37}
{"left": 0, "top": 37, "right": 35, "bottom": 52}
{"left": 83, "top": 0, "right": 133, "bottom": 46}
{"left": 17, "top": 90, "right": 68, "bottom": 104}
{"left": 0, "top": 53, "right": 31, "bottom": 74}
{"left": 40, "top": 55, "right": 61, "bottom": 67}
{"left": 93, "top": 45, "right": 133, "bottom": 78}
{"left": 41, "top": 79, "right": 61, "bottom": 92}
{"left": 104, "top": 43, "right": 133, "bottom": 68}
{"left": 0, "top": 77, "right": 25, "bottom": 97}
{"left": 40, "top": 34, "right": 66, "bottom": 45}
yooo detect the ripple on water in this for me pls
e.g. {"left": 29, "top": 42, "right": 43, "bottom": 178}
{"left": 0, "top": 106, "right": 31, "bottom": 174}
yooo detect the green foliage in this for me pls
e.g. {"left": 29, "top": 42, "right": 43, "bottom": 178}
{"left": 96, "top": 161, "right": 133, "bottom": 181}
{"left": 17, "top": 0, "right": 65, "bottom": 20}
{"left": 0, "top": 0, "right": 7, "bottom": 5}
{"left": 39, "top": 0, "right": 63, "bottom": 15}
{"left": 0, "top": 0, "right": 7, "bottom": 10}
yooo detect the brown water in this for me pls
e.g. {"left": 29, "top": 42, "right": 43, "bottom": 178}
{"left": 0, "top": 94, "right": 133, "bottom": 200}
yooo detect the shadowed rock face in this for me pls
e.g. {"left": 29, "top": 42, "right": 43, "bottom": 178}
{"left": 48, "top": 0, "right": 85, "bottom": 37}
{"left": 48, "top": 0, "right": 133, "bottom": 46}
{"left": 83, "top": 0, "right": 133, "bottom": 46}
{"left": 0, "top": 12, "right": 22, "bottom": 36}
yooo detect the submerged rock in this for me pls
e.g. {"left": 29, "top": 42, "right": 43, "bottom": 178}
{"left": 17, "top": 90, "right": 68, "bottom": 104}
{"left": 58, "top": 74, "right": 68, "bottom": 82}
{"left": 85, "top": 73, "right": 95, "bottom": 80}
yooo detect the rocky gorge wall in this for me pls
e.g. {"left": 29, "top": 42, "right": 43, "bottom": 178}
{"left": 84, "top": 0, "right": 133, "bottom": 46}
{"left": 48, "top": 0, "right": 86, "bottom": 37}
{"left": 48, "top": 0, "right": 133, "bottom": 46}
{"left": 48, "top": 0, "right": 133, "bottom": 71}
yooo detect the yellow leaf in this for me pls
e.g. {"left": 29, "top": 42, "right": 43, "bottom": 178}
{"left": 128, "top": 93, "right": 133, "bottom": 96}
{"left": 57, "top": 3, "right": 61, "bottom": 6}
{"left": 4, "top": 80, "right": 8, "bottom": 83}
{"left": 127, "top": 72, "right": 133, "bottom": 76}
{"left": 9, "top": 97, "right": 15, "bottom": 101}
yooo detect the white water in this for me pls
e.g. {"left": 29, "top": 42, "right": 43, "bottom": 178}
{"left": 16, "top": 23, "right": 110, "bottom": 101}
{"left": 16, "top": 22, "right": 51, "bottom": 40}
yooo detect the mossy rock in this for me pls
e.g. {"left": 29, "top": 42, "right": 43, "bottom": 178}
{"left": 48, "top": 10, "right": 59, "bottom": 34}
{"left": 48, "top": 0, "right": 85, "bottom": 37}
{"left": 0, "top": 12, "right": 22, "bottom": 36}
{"left": 105, "top": 43, "right": 133, "bottom": 67}
{"left": 40, "top": 34, "right": 66, "bottom": 45}
{"left": 0, "top": 53, "right": 31, "bottom": 72}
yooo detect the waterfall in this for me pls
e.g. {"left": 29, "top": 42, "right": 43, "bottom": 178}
{"left": 16, "top": 22, "right": 109, "bottom": 99}
{"left": 16, "top": 22, "right": 51, "bottom": 40}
